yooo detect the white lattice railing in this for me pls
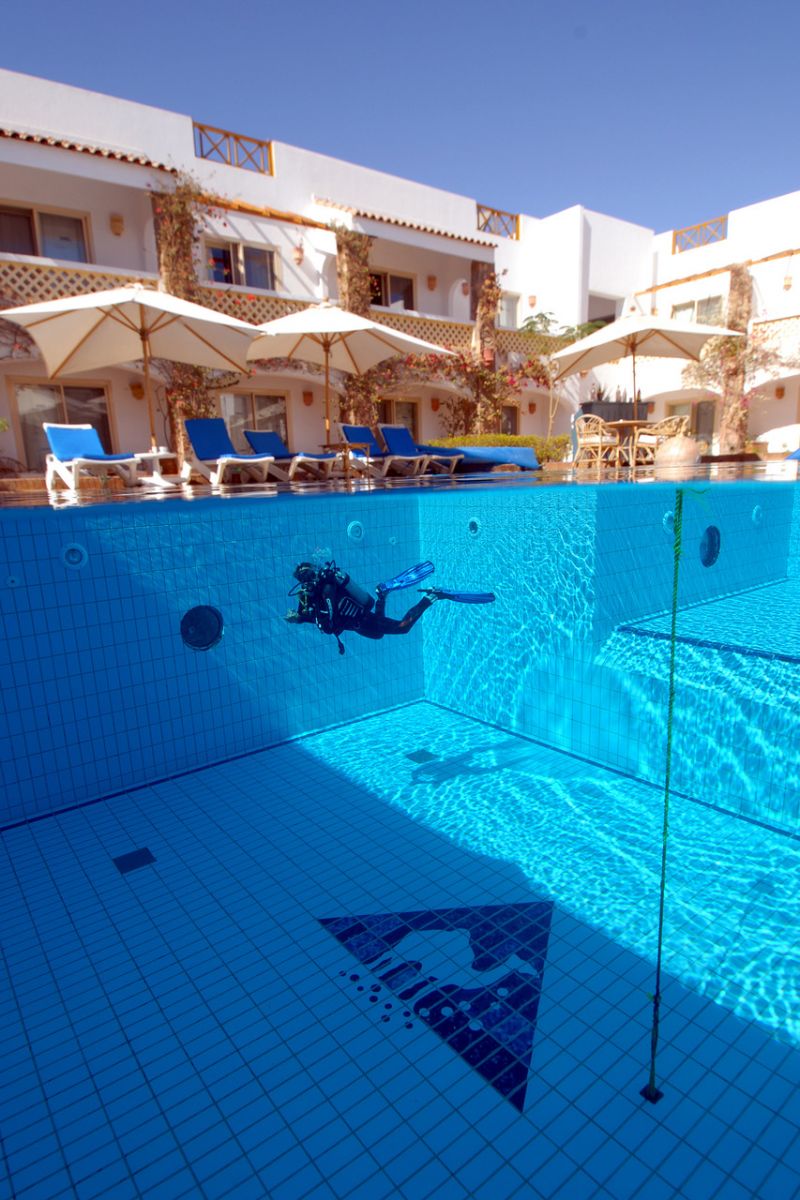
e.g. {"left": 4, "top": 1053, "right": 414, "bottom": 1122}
{"left": 0, "top": 258, "right": 158, "bottom": 307}
{"left": 0, "top": 258, "right": 557, "bottom": 360}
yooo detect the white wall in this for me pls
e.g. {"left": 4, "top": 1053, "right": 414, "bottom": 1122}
{"left": 583, "top": 209, "right": 654, "bottom": 307}
{"left": 0, "top": 158, "right": 160, "bottom": 274}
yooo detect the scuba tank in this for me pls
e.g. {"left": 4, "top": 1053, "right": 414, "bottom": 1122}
{"left": 313, "top": 563, "right": 374, "bottom": 650}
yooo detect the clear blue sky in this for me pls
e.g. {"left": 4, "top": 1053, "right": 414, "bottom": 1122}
{"left": 2, "top": 0, "right": 799, "bottom": 233}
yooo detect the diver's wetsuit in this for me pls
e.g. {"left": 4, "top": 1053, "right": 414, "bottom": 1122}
{"left": 289, "top": 562, "right": 434, "bottom": 653}
{"left": 349, "top": 590, "right": 433, "bottom": 640}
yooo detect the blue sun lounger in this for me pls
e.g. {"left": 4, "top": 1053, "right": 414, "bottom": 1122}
{"left": 43, "top": 422, "right": 140, "bottom": 492}
{"left": 182, "top": 418, "right": 275, "bottom": 486}
{"left": 340, "top": 423, "right": 430, "bottom": 477}
{"left": 244, "top": 430, "right": 338, "bottom": 481}
{"left": 378, "top": 424, "right": 463, "bottom": 474}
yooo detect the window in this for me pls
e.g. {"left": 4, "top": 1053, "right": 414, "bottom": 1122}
{"left": 378, "top": 398, "right": 418, "bottom": 438}
{"left": 497, "top": 294, "right": 519, "bottom": 329}
{"left": 670, "top": 296, "right": 724, "bottom": 325}
{"left": 242, "top": 246, "right": 274, "bottom": 290}
{"left": 0, "top": 205, "right": 88, "bottom": 262}
{"left": 206, "top": 242, "right": 276, "bottom": 290}
{"left": 369, "top": 272, "right": 414, "bottom": 311}
{"left": 219, "top": 391, "right": 287, "bottom": 451}
{"left": 501, "top": 405, "right": 519, "bottom": 435}
{"left": 666, "top": 398, "right": 715, "bottom": 439}
{"left": 207, "top": 243, "right": 235, "bottom": 285}
{"left": 15, "top": 382, "right": 110, "bottom": 470}
{"left": 696, "top": 295, "right": 724, "bottom": 325}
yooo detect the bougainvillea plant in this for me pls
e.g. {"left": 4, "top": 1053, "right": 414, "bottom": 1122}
{"left": 147, "top": 174, "right": 252, "bottom": 454}
{"left": 339, "top": 349, "right": 547, "bottom": 433}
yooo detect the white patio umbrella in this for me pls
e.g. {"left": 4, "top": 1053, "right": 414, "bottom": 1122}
{"left": 246, "top": 301, "right": 454, "bottom": 440}
{"left": 551, "top": 313, "right": 743, "bottom": 419}
{"left": 1, "top": 284, "right": 257, "bottom": 448}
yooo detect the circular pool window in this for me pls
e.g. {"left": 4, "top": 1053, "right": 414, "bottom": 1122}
{"left": 347, "top": 520, "right": 365, "bottom": 542}
{"left": 181, "top": 605, "right": 224, "bottom": 651}
{"left": 752, "top": 504, "right": 764, "bottom": 527}
{"left": 662, "top": 511, "right": 675, "bottom": 535}
{"left": 699, "top": 525, "right": 721, "bottom": 568}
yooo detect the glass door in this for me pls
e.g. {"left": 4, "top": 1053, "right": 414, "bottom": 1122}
{"left": 15, "top": 383, "right": 110, "bottom": 471}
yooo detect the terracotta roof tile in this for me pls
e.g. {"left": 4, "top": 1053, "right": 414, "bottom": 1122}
{"left": 314, "top": 196, "right": 496, "bottom": 248}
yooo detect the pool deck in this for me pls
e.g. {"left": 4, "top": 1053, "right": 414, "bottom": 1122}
{"left": 3, "top": 703, "right": 799, "bottom": 1199}
{"left": 0, "top": 460, "right": 796, "bottom": 508}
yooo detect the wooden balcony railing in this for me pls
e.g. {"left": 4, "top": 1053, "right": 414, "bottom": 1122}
{"left": 672, "top": 215, "right": 728, "bottom": 254}
{"left": 477, "top": 204, "right": 520, "bottom": 239}
{"left": 193, "top": 122, "right": 275, "bottom": 175}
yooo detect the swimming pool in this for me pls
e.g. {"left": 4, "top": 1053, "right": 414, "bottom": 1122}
{"left": 2, "top": 476, "right": 800, "bottom": 1198}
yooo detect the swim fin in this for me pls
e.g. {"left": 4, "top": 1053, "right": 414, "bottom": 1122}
{"left": 420, "top": 588, "right": 495, "bottom": 604}
{"left": 377, "top": 560, "right": 435, "bottom": 594}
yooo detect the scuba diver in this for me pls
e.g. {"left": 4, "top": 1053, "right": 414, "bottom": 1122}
{"left": 285, "top": 560, "right": 494, "bottom": 655}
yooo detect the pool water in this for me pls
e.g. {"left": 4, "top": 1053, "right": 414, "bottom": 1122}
{"left": 2, "top": 477, "right": 800, "bottom": 1197}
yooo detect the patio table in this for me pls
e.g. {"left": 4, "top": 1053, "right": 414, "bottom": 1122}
{"left": 604, "top": 420, "right": 652, "bottom": 467}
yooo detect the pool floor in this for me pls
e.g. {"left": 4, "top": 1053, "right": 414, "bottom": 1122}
{"left": 2, "top": 702, "right": 800, "bottom": 1199}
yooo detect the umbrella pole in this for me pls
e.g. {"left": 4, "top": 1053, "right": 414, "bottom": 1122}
{"left": 632, "top": 352, "right": 638, "bottom": 421}
{"left": 323, "top": 339, "right": 331, "bottom": 444}
{"left": 142, "top": 326, "right": 157, "bottom": 450}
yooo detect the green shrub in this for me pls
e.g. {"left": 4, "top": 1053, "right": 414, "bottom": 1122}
{"left": 428, "top": 433, "right": 570, "bottom": 463}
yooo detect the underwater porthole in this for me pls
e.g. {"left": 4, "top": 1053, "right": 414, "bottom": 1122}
{"left": 662, "top": 511, "right": 675, "bottom": 535}
{"left": 347, "top": 520, "right": 365, "bottom": 542}
{"left": 752, "top": 504, "right": 764, "bottom": 527}
{"left": 468, "top": 518, "right": 481, "bottom": 537}
{"left": 62, "top": 543, "right": 88, "bottom": 570}
{"left": 181, "top": 605, "right": 224, "bottom": 651}
{"left": 699, "top": 525, "right": 721, "bottom": 568}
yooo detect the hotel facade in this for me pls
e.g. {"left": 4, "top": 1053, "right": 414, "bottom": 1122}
{"left": 1, "top": 67, "right": 799, "bottom": 472}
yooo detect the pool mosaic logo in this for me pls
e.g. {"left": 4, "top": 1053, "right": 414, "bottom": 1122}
{"left": 320, "top": 901, "right": 553, "bottom": 1111}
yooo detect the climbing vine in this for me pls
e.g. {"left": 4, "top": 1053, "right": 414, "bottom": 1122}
{"left": 682, "top": 264, "right": 800, "bottom": 453}
{"left": 339, "top": 349, "right": 547, "bottom": 433}
{"left": 150, "top": 173, "right": 241, "bottom": 452}
{"left": 334, "top": 224, "right": 372, "bottom": 316}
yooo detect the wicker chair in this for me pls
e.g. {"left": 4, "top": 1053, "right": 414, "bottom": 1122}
{"left": 573, "top": 414, "right": 621, "bottom": 468}
{"left": 632, "top": 415, "right": 691, "bottom": 465}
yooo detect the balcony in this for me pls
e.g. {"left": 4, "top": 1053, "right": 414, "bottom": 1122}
{"left": 477, "top": 204, "right": 520, "bottom": 239}
{"left": 0, "top": 256, "right": 159, "bottom": 308}
{"left": 0, "top": 257, "right": 549, "bottom": 361}
{"left": 672, "top": 215, "right": 728, "bottom": 254}
{"left": 193, "top": 122, "right": 274, "bottom": 175}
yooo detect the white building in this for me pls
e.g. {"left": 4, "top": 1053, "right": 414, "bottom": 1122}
{"left": 0, "top": 66, "right": 798, "bottom": 472}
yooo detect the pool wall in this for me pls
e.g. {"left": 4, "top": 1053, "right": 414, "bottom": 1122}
{"left": 2, "top": 480, "right": 799, "bottom": 829}
{"left": 0, "top": 494, "right": 425, "bottom": 823}
{"left": 419, "top": 481, "right": 800, "bottom": 829}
